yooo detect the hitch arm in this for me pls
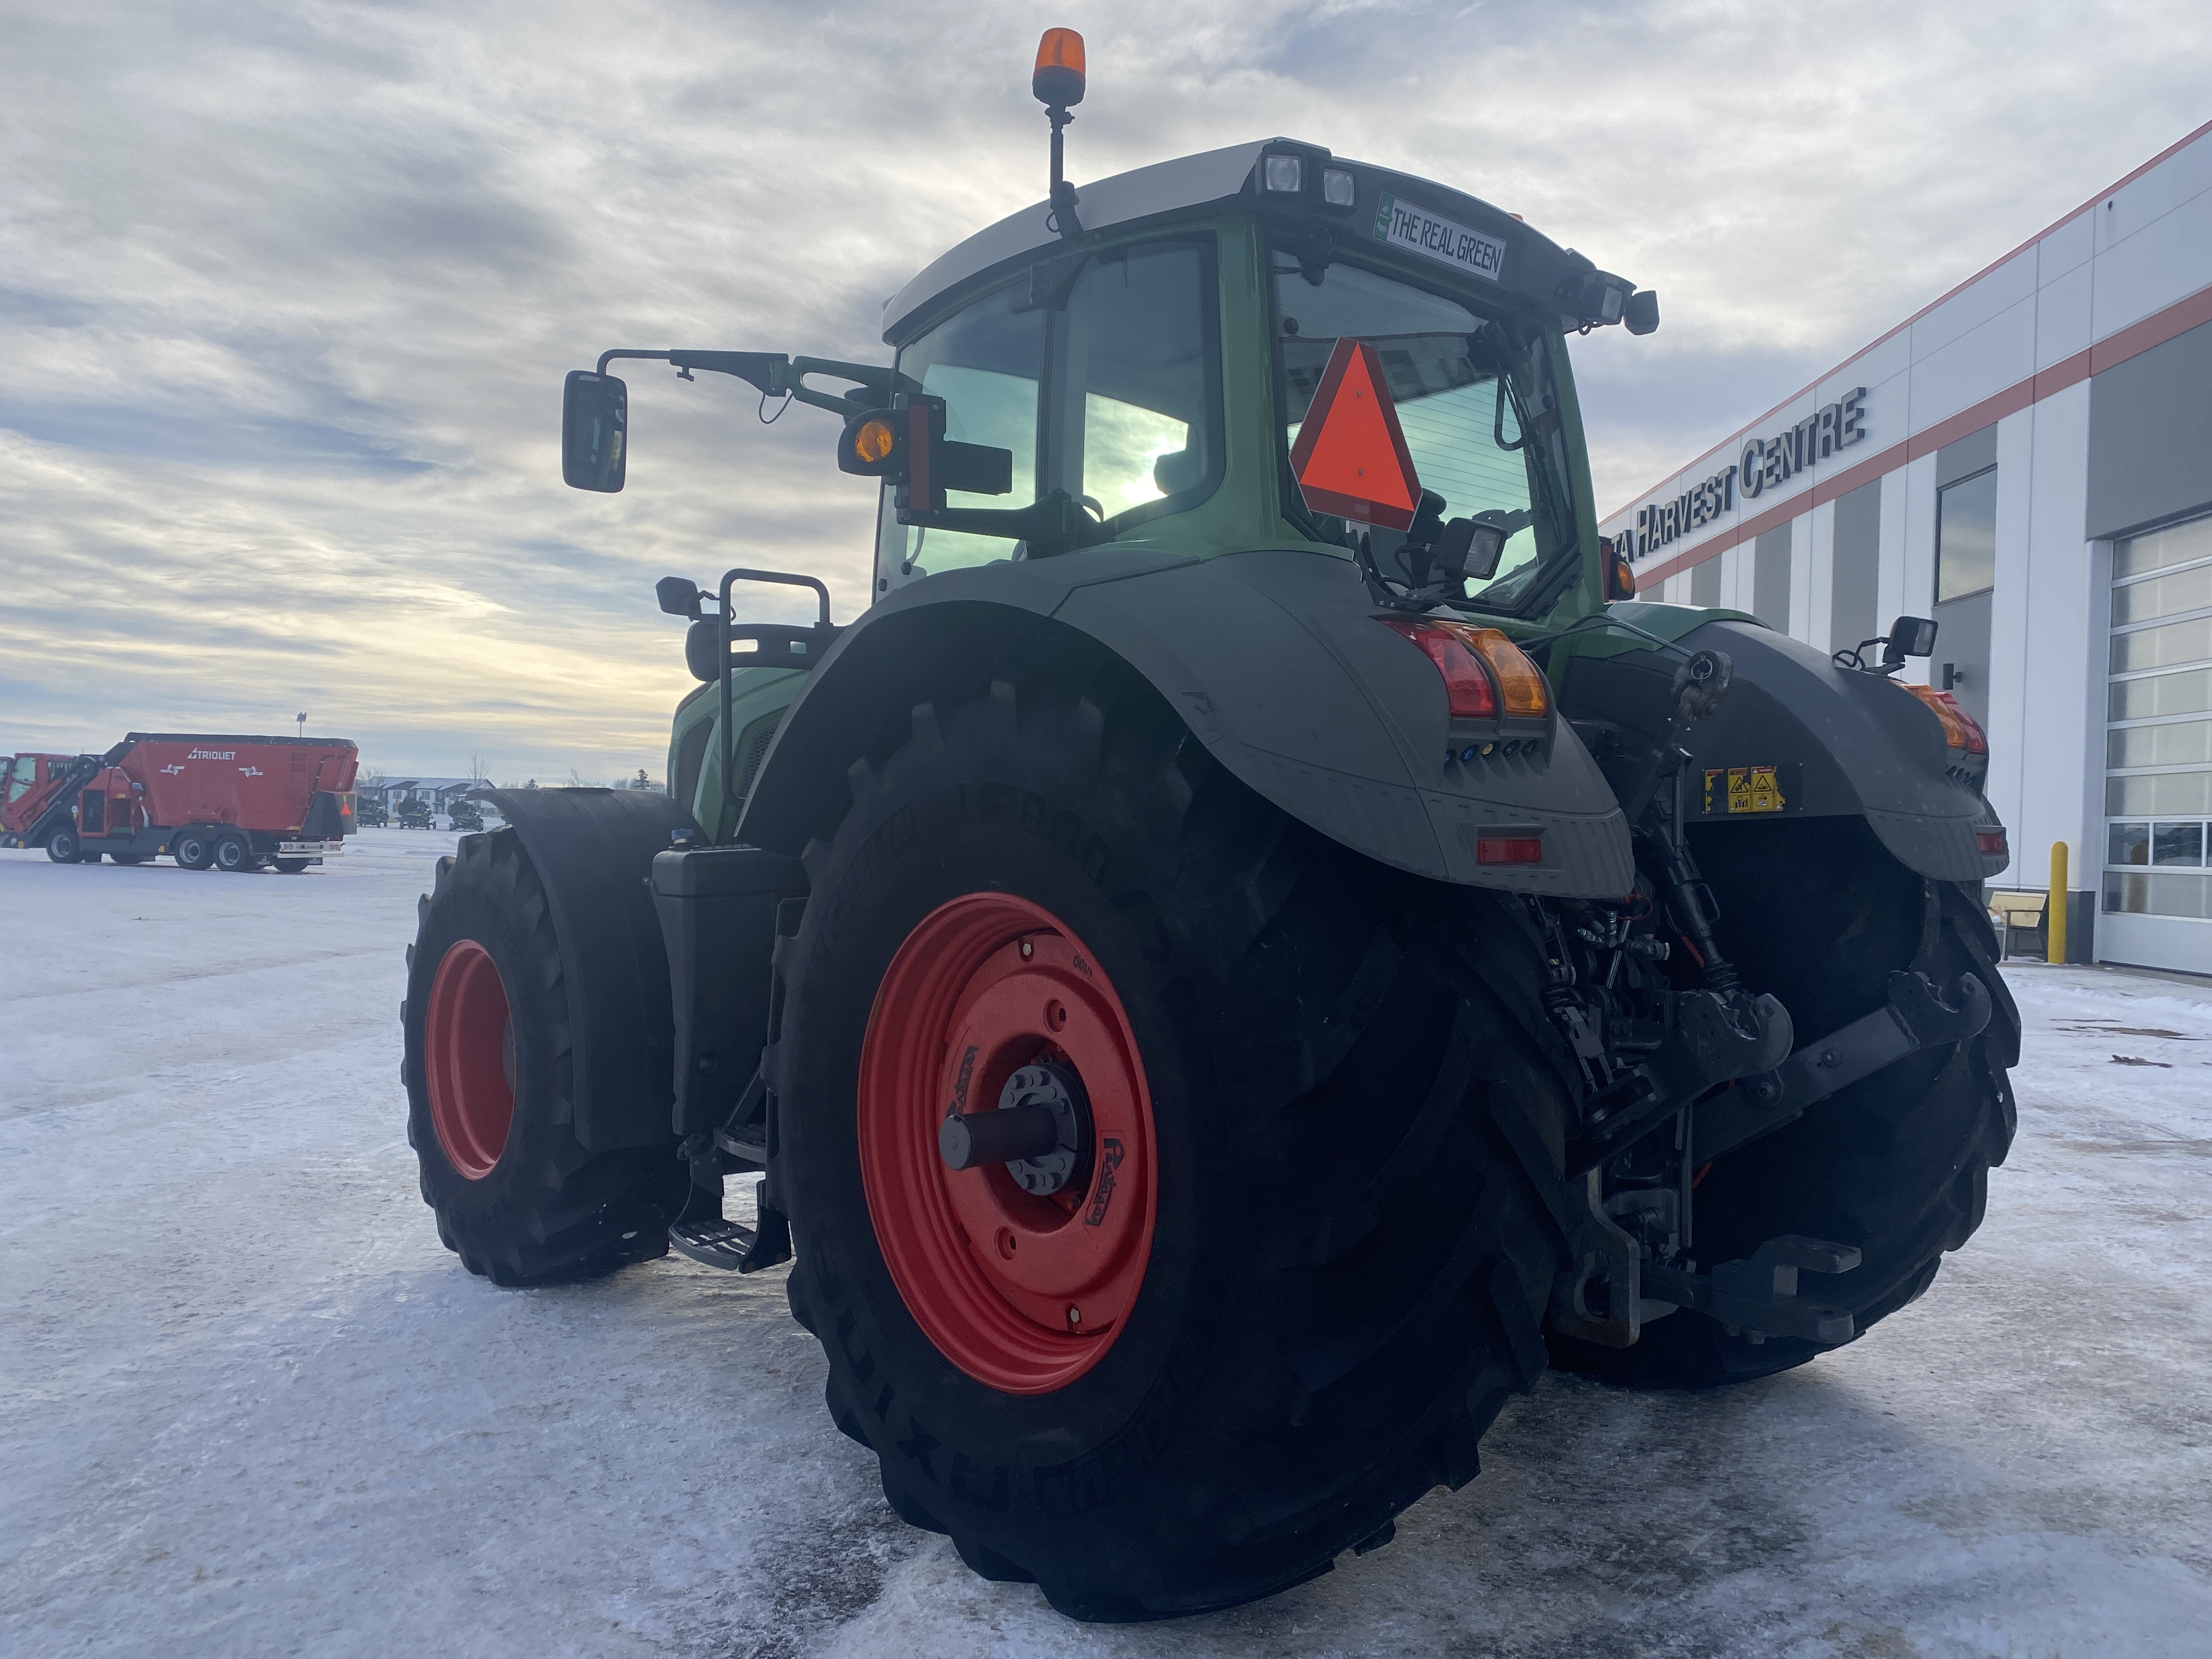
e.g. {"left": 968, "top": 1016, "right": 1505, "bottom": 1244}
{"left": 1691, "top": 970, "right": 1992, "bottom": 1166}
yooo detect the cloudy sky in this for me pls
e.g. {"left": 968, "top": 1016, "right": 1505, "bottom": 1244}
{"left": 4, "top": 1, "right": 2208, "bottom": 783}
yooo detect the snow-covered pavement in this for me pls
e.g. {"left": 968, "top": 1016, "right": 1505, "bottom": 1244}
{"left": 4, "top": 830, "right": 2208, "bottom": 1657}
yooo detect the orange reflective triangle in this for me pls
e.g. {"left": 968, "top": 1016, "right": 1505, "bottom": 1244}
{"left": 1289, "top": 338, "right": 1421, "bottom": 531}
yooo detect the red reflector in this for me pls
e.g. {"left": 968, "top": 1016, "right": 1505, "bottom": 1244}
{"left": 1976, "top": 830, "right": 2007, "bottom": 857}
{"left": 1476, "top": 835, "right": 1543, "bottom": 866}
{"left": 1378, "top": 618, "right": 1497, "bottom": 718}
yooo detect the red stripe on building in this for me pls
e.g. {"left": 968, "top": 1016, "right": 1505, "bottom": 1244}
{"left": 1632, "top": 278, "right": 2212, "bottom": 589}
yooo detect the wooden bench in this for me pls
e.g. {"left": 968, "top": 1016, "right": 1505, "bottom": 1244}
{"left": 1988, "top": 891, "right": 2049, "bottom": 961}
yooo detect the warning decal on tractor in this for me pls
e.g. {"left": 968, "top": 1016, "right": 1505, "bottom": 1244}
{"left": 1701, "top": 764, "right": 1797, "bottom": 816}
{"left": 1289, "top": 337, "right": 1421, "bottom": 532}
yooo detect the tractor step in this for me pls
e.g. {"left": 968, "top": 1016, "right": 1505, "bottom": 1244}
{"left": 667, "top": 1186, "right": 792, "bottom": 1274}
{"left": 669, "top": 1216, "right": 766, "bottom": 1271}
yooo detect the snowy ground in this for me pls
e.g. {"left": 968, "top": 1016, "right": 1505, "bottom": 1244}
{"left": 3, "top": 828, "right": 2209, "bottom": 1658}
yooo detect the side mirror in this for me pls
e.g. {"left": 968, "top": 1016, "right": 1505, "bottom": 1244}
{"left": 1624, "top": 290, "right": 1660, "bottom": 336}
{"left": 562, "top": 370, "right": 628, "bottom": 492}
{"left": 1883, "top": 615, "right": 1938, "bottom": 665}
{"left": 656, "top": 575, "right": 703, "bottom": 618}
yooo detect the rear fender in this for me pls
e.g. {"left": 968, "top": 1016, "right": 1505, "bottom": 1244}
{"left": 737, "top": 545, "right": 1634, "bottom": 895}
{"left": 1554, "top": 614, "right": 2007, "bottom": 883}
{"left": 476, "top": 787, "right": 701, "bottom": 1151}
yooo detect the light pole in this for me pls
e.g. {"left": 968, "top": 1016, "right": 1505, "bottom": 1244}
{"left": 296, "top": 712, "right": 307, "bottom": 740}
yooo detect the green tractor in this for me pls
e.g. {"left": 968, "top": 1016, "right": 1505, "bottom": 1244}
{"left": 401, "top": 30, "right": 2016, "bottom": 1621}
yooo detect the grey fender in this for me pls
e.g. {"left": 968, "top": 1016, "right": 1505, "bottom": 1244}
{"left": 737, "top": 545, "right": 1634, "bottom": 896}
{"left": 477, "top": 787, "right": 701, "bottom": 1151}
{"left": 1557, "top": 618, "right": 2008, "bottom": 884}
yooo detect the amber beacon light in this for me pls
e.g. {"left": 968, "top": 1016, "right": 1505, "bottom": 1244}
{"left": 1032, "top": 28, "right": 1086, "bottom": 106}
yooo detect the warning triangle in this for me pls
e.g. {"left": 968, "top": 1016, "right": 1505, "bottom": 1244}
{"left": 1289, "top": 338, "right": 1421, "bottom": 532}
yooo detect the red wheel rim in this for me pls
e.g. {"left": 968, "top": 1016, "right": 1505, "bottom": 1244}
{"left": 859, "top": 893, "right": 1156, "bottom": 1395}
{"left": 425, "top": 939, "right": 515, "bottom": 1180}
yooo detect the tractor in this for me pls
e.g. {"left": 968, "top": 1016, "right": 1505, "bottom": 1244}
{"left": 402, "top": 29, "right": 2016, "bottom": 1622}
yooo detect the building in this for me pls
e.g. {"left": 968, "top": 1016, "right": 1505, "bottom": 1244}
{"left": 1600, "top": 121, "right": 2212, "bottom": 975}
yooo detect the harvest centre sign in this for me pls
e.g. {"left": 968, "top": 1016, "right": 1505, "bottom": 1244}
{"left": 1626, "top": 387, "right": 1871, "bottom": 557}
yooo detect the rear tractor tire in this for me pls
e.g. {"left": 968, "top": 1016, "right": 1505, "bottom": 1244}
{"left": 772, "top": 670, "right": 1573, "bottom": 1620}
{"left": 401, "top": 828, "right": 687, "bottom": 1285}
{"left": 1549, "top": 816, "right": 2019, "bottom": 1389}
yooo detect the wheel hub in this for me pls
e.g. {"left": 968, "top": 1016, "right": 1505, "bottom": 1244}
{"left": 859, "top": 893, "right": 1155, "bottom": 1395}
{"left": 425, "top": 938, "right": 516, "bottom": 1180}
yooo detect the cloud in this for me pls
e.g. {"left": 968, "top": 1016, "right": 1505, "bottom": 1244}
{"left": 2, "top": 0, "right": 2207, "bottom": 778}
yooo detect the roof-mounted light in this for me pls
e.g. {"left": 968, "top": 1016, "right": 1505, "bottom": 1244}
{"left": 1263, "top": 154, "right": 1303, "bottom": 194}
{"left": 1031, "top": 27, "right": 1085, "bottom": 108}
{"left": 1321, "top": 167, "right": 1356, "bottom": 207}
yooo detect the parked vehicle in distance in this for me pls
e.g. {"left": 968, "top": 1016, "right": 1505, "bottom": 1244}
{"left": 8, "top": 733, "right": 359, "bottom": 872}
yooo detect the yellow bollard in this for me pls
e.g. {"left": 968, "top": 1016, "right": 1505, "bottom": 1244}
{"left": 2048, "top": 841, "right": 2069, "bottom": 964}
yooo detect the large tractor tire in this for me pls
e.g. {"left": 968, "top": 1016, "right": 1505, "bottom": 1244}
{"left": 46, "top": 826, "right": 82, "bottom": 864}
{"left": 770, "top": 668, "right": 1573, "bottom": 1621}
{"left": 1550, "top": 815, "right": 2019, "bottom": 1388}
{"left": 401, "top": 830, "right": 686, "bottom": 1285}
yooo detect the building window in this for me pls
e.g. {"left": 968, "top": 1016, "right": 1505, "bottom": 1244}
{"left": 1690, "top": 556, "right": 1721, "bottom": 607}
{"left": 2104, "top": 512, "right": 2212, "bottom": 921}
{"left": 1935, "top": 466, "right": 1997, "bottom": 602}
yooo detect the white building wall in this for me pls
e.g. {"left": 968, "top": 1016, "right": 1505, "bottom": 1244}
{"left": 1595, "top": 121, "right": 2212, "bottom": 974}
{"left": 1808, "top": 499, "right": 1836, "bottom": 652}
{"left": 1789, "top": 511, "right": 1814, "bottom": 641}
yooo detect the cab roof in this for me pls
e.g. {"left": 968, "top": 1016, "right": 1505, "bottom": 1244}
{"left": 882, "top": 139, "right": 1598, "bottom": 347}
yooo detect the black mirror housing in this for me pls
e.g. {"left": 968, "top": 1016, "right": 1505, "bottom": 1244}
{"left": 562, "top": 370, "right": 628, "bottom": 492}
{"left": 656, "top": 576, "right": 703, "bottom": 618}
{"left": 1624, "top": 290, "right": 1660, "bottom": 336}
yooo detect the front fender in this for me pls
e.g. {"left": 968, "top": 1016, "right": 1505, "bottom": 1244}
{"left": 738, "top": 545, "right": 1633, "bottom": 896}
{"left": 477, "top": 786, "right": 701, "bottom": 1151}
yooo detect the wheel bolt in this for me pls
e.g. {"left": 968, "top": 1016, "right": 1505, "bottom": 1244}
{"left": 1019, "top": 938, "right": 1034, "bottom": 960}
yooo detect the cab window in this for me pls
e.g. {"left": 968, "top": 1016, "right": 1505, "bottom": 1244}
{"left": 877, "top": 238, "right": 1221, "bottom": 586}
{"left": 1272, "top": 256, "right": 1579, "bottom": 615}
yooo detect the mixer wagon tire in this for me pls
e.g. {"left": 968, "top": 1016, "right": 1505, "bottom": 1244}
{"left": 274, "top": 858, "right": 311, "bottom": 874}
{"left": 46, "top": 826, "right": 82, "bottom": 863}
{"left": 111, "top": 853, "right": 146, "bottom": 866}
{"left": 213, "top": 833, "right": 253, "bottom": 873}
{"left": 771, "top": 670, "right": 1573, "bottom": 1621}
{"left": 1548, "top": 816, "right": 2018, "bottom": 1389}
{"left": 401, "top": 828, "right": 686, "bottom": 1286}
{"left": 172, "top": 830, "right": 215, "bottom": 871}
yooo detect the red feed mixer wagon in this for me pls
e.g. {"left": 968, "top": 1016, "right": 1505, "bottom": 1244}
{"left": 2, "top": 733, "right": 360, "bottom": 872}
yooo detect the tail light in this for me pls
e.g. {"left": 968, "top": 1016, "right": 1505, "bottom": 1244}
{"left": 1903, "top": 684, "right": 1989, "bottom": 755}
{"left": 1440, "top": 624, "right": 1550, "bottom": 718}
{"left": 1378, "top": 619, "right": 1497, "bottom": 718}
{"left": 1976, "top": 828, "right": 2007, "bottom": 857}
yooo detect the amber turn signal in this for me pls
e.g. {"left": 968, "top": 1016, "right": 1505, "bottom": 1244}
{"left": 1032, "top": 27, "right": 1086, "bottom": 107}
{"left": 1438, "top": 624, "right": 1550, "bottom": 719}
{"left": 851, "top": 417, "right": 896, "bottom": 465}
